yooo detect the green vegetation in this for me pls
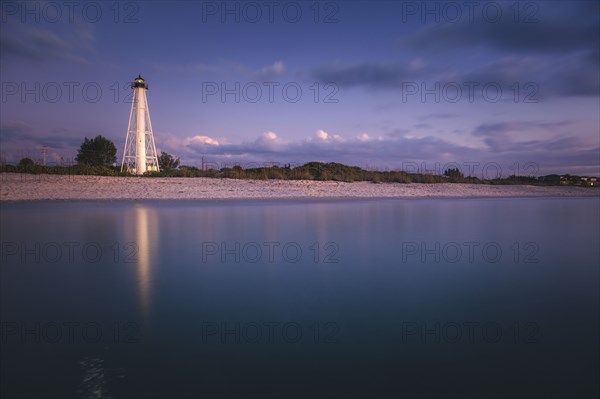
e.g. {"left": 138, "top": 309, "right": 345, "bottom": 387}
{"left": 75, "top": 135, "right": 117, "bottom": 166}
{"left": 5, "top": 161, "right": 127, "bottom": 176}
{"left": 17, "top": 157, "right": 36, "bottom": 169}
{"left": 158, "top": 151, "right": 180, "bottom": 171}
{"left": 2, "top": 158, "right": 596, "bottom": 186}
{"left": 443, "top": 167, "right": 464, "bottom": 182}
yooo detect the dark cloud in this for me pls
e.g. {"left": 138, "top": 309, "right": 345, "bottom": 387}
{"left": 414, "top": 123, "right": 431, "bottom": 129}
{"left": 471, "top": 121, "right": 590, "bottom": 153}
{"left": 311, "top": 3, "right": 599, "bottom": 98}
{"left": 0, "top": 17, "right": 94, "bottom": 64}
{"left": 463, "top": 51, "right": 599, "bottom": 98}
{"left": 472, "top": 120, "right": 574, "bottom": 138}
{"left": 1, "top": 120, "right": 84, "bottom": 149}
{"left": 313, "top": 51, "right": 599, "bottom": 98}
{"left": 398, "top": 2, "right": 599, "bottom": 55}
{"left": 549, "top": 49, "right": 600, "bottom": 97}
{"left": 312, "top": 62, "right": 428, "bottom": 89}
{"left": 419, "top": 113, "right": 458, "bottom": 120}
{"left": 0, "top": 120, "right": 32, "bottom": 137}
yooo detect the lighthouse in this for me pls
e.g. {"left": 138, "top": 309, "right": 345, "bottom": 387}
{"left": 121, "top": 75, "right": 160, "bottom": 174}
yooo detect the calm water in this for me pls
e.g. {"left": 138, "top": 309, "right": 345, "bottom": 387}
{"left": 1, "top": 198, "right": 599, "bottom": 398}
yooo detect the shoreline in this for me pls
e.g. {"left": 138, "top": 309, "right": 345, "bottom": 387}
{"left": 1, "top": 173, "right": 598, "bottom": 202}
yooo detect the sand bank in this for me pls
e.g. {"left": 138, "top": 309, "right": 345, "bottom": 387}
{"left": 0, "top": 173, "right": 597, "bottom": 201}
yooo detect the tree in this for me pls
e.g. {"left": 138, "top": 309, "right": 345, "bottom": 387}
{"left": 158, "top": 151, "right": 180, "bottom": 171}
{"left": 444, "top": 167, "right": 464, "bottom": 182}
{"left": 75, "top": 135, "right": 117, "bottom": 166}
{"left": 18, "top": 158, "right": 35, "bottom": 168}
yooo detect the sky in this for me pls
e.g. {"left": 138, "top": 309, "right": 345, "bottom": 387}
{"left": 1, "top": 0, "right": 599, "bottom": 177}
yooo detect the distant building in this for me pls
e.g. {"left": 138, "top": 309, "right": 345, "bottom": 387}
{"left": 582, "top": 177, "right": 597, "bottom": 186}
{"left": 558, "top": 175, "right": 598, "bottom": 186}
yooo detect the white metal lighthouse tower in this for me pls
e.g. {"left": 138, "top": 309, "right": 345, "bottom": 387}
{"left": 121, "top": 75, "right": 160, "bottom": 174}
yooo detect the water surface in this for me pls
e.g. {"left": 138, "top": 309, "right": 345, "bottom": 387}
{"left": 1, "top": 198, "right": 598, "bottom": 398}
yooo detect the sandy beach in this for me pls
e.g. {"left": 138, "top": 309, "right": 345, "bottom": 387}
{"left": 1, "top": 173, "right": 597, "bottom": 201}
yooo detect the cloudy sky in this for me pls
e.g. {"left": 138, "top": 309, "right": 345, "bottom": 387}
{"left": 1, "top": 0, "right": 598, "bottom": 176}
